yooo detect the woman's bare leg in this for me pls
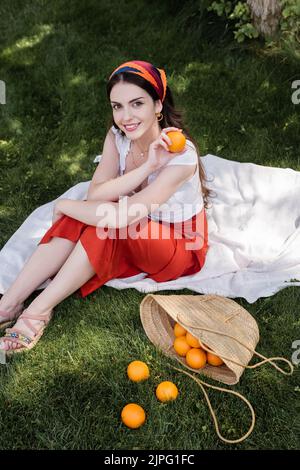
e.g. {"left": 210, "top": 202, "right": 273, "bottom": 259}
{"left": 0, "top": 239, "right": 96, "bottom": 350}
{"left": 0, "top": 237, "right": 76, "bottom": 314}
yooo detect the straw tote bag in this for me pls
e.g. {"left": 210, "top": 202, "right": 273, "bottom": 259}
{"left": 140, "top": 293, "right": 294, "bottom": 444}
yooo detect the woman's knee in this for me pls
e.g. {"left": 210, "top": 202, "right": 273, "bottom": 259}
{"left": 125, "top": 233, "right": 176, "bottom": 271}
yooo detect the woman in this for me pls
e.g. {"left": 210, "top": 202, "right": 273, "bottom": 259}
{"left": 0, "top": 60, "right": 211, "bottom": 354}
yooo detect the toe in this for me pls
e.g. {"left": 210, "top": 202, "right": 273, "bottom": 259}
{"left": 0, "top": 340, "right": 8, "bottom": 350}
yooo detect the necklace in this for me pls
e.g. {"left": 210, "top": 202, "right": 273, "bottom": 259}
{"left": 135, "top": 139, "right": 149, "bottom": 157}
{"left": 130, "top": 140, "right": 149, "bottom": 168}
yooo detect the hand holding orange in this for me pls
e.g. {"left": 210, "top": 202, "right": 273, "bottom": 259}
{"left": 166, "top": 130, "right": 186, "bottom": 153}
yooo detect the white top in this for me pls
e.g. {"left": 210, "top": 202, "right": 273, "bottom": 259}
{"left": 94, "top": 125, "right": 204, "bottom": 222}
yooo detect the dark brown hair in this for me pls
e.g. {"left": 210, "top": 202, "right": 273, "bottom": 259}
{"left": 106, "top": 71, "right": 213, "bottom": 210}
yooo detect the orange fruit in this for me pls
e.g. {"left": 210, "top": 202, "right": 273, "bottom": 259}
{"left": 207, "top": 352, "right": 224, "bottom": 366}
{"left": 127, "top": 360, "right": 150, "bottom": 382}
{"left": 121, "top": 403, "right": 146, "bottom": 429}
{"left": 173, "top": 336, "right": 191, "bottom": 357}
{"left": 156, "top": 381, "right": 179, "bottom": 402}
{"left": 166, "top": 130, "right": 186, "bottom": 153}
{"left": 185, "top": 332, "right": 201, "bottom": 348}
{"left": 173, "top": 322, "right": 187, "bottom": 337}
{"left": 186, "top": 348, "right": 207, "bottom": 369}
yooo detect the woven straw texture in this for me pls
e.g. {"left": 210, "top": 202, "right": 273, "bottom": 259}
{"left": 140, "top": 294, "right": 260, "bottom": 385}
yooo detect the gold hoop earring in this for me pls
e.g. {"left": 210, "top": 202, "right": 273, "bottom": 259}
{"left": 156, "top": 112, "right": 163, "bottom": 122}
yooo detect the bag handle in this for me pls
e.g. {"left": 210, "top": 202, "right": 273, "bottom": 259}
{"left": 177, "top": 315, "right": 294, "bottom": 375}
{"left": 169, "top": 364, "right": 256, "bottom": 444}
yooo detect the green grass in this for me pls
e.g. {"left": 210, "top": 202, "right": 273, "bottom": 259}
{"left": 0, "top": 0, "right": 299, "bottom": 450}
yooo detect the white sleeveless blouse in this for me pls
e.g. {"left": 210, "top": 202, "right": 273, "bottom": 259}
{"left": 94, "top": 125, "right": 204, "bottom": 223}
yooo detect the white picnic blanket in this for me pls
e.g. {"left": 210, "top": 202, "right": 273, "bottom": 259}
{"left": 0, "top": 154, "right": 299, "bottom": 304}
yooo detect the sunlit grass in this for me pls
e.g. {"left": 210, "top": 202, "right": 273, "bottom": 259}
{"left": 1, "top": 24, "right": 53, "bottom": 59}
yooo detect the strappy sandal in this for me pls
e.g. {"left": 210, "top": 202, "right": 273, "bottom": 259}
{"left": 1, "top": 308, "right": 53, "bottom": 355}
{"left": 0, "top": 303, "right": 24, "bottom": 330}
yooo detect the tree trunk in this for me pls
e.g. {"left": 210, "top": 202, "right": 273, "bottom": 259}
{"left": 247, "top": 0, "right": 282, "bottom": 38}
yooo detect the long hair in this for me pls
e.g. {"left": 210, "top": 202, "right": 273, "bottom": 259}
{"left": 106, "top": 71, "right": 213, "bottom": 210}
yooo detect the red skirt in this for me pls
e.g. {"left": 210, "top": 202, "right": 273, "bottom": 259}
{"left": 38, "top": 208, "right": 209, "bottom": 298}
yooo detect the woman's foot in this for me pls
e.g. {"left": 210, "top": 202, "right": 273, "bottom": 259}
{"left": 0, "top": 300, "right": 25, "bottom": 329}
{"left": 0, "top": 307, "right": 53, "bottom": 353}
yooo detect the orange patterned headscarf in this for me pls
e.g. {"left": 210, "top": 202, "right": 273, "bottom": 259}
{"left": 108, "top": 60, "right": 167, "bottom": 103}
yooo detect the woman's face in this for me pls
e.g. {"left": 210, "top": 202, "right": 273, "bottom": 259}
{"left": 110, "top": 81, "right": 162, "bottom": 139}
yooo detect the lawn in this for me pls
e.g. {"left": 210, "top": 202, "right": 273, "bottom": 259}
{"left": 0, "top": 0, "right": 299, "bottom": 450}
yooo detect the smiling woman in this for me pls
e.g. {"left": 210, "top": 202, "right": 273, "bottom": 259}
{"left": 110, "top": 80, "right": 163, "bottom": 152}
{"left": 0, "top": 59, "right": 210, "bottom": 354}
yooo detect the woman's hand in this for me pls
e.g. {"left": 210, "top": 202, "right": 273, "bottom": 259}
{"left": 145, "top": 127, "right": 185, "bottom": 172}
{"left": 52, "top": 199, "right": 65, "bottom": 225}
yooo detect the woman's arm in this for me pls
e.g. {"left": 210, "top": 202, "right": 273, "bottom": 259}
{"left": 55, "top": 199, "right": 120, "bottom": 228}
{"left": 87, "top": 126, "right": 183, "bottom": 202}
{"left": 118, "top": 164, "right": 196, "bottom": 228}
{"left": 86, "top": 161, "right": 153, "bottom": 201}
{"left": 55, "top": 161, "right": 194, "bottom": 229}
{"left": 56, "top": 127, "right": 190, "bottom": 227}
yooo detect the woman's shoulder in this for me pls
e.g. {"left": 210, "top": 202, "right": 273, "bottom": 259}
{"left": 110, "top": 125, "right": 119, "bottom": 135}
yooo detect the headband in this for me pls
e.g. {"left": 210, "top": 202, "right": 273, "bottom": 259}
{"left": 108, "top": 60, "right": 167, "bottom": 103}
